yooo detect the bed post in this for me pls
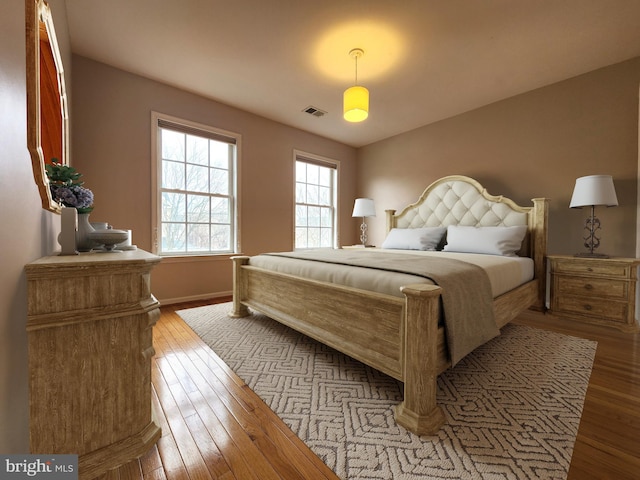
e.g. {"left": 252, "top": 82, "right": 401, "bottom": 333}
{"left": 530, "top": 198, "right": 549, "bottom": 311}
{"left": 385, "top": 209, "right": 397, "bottom": 233}
{"left": 230, "top": 256, "right": 250, "bottom": 318}
{"left": 395, "top": 283, "right": 446, "bottom": 435}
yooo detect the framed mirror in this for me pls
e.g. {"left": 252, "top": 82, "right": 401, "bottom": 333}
{"left": 26, "top": 0, "right": 69, "bottom": 213}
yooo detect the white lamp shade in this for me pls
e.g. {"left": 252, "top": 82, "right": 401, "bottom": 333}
{"left": 569, "top": 175, "right": 619, "bottom": 208}
{"left": 343, "top": 86, "right": 369, "bottom": 122}
{"left": 352, "top": 198, "right": 376, "bottom": 217}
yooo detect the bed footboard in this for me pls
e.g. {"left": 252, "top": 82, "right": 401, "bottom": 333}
{"left": 230, "top": 255, "right": 447, "bottom": 435}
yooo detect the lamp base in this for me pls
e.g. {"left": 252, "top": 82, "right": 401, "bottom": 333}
{"left": 574, "top": 252, "right": 610, "bottom": 258}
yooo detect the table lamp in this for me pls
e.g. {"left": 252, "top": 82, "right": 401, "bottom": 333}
{"left": 352, "top": 198, "right": 376, "bottom": 247}
{"left": 569, "top": 174, "right": 618, "bottom": 257}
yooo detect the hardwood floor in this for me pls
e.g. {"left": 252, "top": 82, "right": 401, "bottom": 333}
{"left": 99, "top": 299, "right": 640, "bottom": 479}
{"left": 513, "top": 310, "right": 640, "bottom": 480}
{"left": 139, "top": 297, "right": 336, "bottom": 480}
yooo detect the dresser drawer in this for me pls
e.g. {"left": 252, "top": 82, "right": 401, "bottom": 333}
{"left": 555, "top": 276, "right": 629, "bottom": 301}
{"left": 554, "top": 296, "right": 629, "bottom": 323}
{"left": 551, "top": 259, "right": 632, "bottom": 278}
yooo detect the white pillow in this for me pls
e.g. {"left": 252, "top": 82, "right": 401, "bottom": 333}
{"left": 443, "top": 225, "right": 528, "bottom": 256}
{"left": 381, "top": 227, "right": 446, "bottom": 251}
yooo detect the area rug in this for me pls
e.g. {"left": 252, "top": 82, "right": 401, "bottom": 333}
{"left": 177, "top": 303, "right": 597, "bottom": 480}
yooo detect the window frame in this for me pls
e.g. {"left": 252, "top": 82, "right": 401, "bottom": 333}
{"left": 293, "top": 150, "right": 340, "bottom": 249}
{"left": 151, "top": 111, "right": 241, "bottom": 258}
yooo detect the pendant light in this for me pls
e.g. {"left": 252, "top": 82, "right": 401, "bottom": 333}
{"left": 343, "top": 48, "right": 369, "bottom": 122}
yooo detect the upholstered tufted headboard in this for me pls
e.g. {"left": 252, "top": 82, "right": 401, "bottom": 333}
{"left": 385, "top": 175, "right": 549, "bottom": 307}
{"left": 388, "top": 177, "right": 529, "bottom": 229}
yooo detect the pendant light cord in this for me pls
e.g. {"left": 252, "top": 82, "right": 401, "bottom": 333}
{"left": 349, "top": 48, "right": 364, "bottom": 87}
{"left": 354, "top": 55, "right": 358, "bottom": 85}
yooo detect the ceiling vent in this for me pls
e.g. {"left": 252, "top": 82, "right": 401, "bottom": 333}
{"left": 303, "top": 106, "right": 327, "bottom": 118}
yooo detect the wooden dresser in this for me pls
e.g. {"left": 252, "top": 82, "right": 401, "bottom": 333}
{"left": 25, "top": 250, "right": 162, "bottom": 479}
{"left": 548, "top": 254, "right": 640, "bottom": 332}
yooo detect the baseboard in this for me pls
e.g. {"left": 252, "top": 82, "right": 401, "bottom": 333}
{"left": 157, "top": 291, "right": 232, "bottom": 306}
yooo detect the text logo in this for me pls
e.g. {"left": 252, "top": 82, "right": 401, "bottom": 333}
{"left": 1, "top": 455, "right": 77, "bottom": 480}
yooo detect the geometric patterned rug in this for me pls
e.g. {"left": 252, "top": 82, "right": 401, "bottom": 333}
{"left": 178, "top": 303, "right": 597, "bottom": 480}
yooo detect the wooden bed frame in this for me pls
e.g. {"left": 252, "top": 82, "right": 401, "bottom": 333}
{"left": 231, "top": 175, "right": 548, "bottom": 435}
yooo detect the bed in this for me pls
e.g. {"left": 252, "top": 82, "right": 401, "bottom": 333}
{"left": 230, "top": 175, "right": 548, "bottom": 435}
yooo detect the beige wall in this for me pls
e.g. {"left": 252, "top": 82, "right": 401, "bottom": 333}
{"left": 71, "top": 56, "right": 358, "bottom": 304}
{"left": 0, "top": 0, "right": 70, "bottom": 453}
{"left": 358, "top": 57, "right": 640, "bottom": 257}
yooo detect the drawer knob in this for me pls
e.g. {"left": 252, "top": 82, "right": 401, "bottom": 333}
{"left": 584, "top": 284, "right": 593, "bottom": 290}
{"left": 583, "top": 304, "right": 592, "bottom": 311}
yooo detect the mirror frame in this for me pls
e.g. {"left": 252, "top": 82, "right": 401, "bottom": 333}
{"left": 26, "top": 0, "right": 69, "bottom": 214}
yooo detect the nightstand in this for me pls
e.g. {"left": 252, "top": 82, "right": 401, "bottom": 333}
{"left": 548, "top": 255, "right": 640, "bottom": 332}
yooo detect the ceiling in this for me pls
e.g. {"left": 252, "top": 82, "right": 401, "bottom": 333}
{"left": 64, "top": 0, "right": 640, "bottom": 148}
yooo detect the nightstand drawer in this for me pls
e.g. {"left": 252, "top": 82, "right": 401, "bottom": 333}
{"left": 552, "top": 260, "right": 632, "bottom": 278}
{"left": 555, "top": 277, "right": 629, "bottom": 300}
{"left": 554, "top": 296, "right": 628, "bottom": 323}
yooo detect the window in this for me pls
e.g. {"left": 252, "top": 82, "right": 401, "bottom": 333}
{"left": 153, "top": 113, "right": 239, "bottom": 256}
{"left": 295, "top": 152, "right": 338, "bottom": 249}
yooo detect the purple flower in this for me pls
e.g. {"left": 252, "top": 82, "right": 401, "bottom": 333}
{"left": 51, "top": 184, "right": 94, "bottom": 212}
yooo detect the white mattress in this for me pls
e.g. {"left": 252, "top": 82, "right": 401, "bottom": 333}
{"left": 249, "top": 249, "right": 534, "bottom": 299}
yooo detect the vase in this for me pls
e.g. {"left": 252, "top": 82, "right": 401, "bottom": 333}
{"left": 57, "top": 207, "right": 79, "bottom": 255}
{"left": 76, "top": 212, "right": 97, "bottom": 252}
